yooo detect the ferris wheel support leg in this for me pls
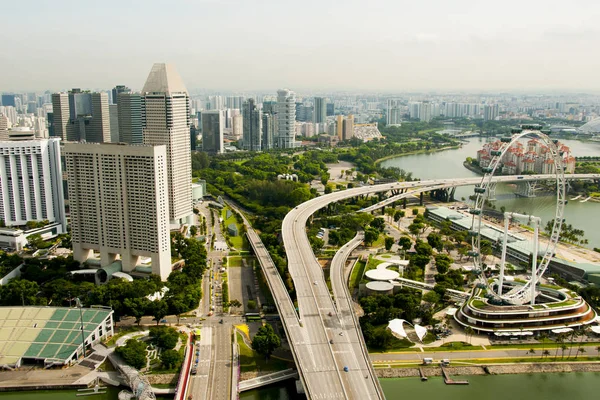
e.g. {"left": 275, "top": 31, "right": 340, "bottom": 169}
{"left": 498, "top": 213, "right": 510, "bottom": 297}
{"left": 531, "top": 219, "right": 540, "bottom": 306}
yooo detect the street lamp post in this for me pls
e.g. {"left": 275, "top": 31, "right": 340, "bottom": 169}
{"left": 75, "top": 298, "right": 86, "bottom": 359}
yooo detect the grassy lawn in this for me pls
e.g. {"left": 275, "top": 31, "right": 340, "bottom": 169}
{"left": 349, "top": 260, "right": 366, "bottom": 289}
{"left": 228, "top": 256, "right": 242, "bottom": 267}
{"left": 470, "top": 299, "right": 487, "bottom": 308}
{"left": 221, "top": 207, "right": 247, "bottom": 251}
{"left": 237, "top": 333, "right": 294, "bottom": 373}
{"left": 422, "top": 342, "right": 484, "bottom": 352}
{"left": 105, "top": 326, "right": 143, "bottom": 347}
{"left": 371, "top": 235, "right": 386, "bottom": 248}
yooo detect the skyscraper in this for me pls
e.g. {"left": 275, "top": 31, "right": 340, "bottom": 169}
{"left": 336, "top": 115, "right": 343, "bottom": 139}
{"left": 313, "top": 97, "right": 327, "bottom": 124}
{"left": 117, "top": 93, "right": 143, "bottom": 144}
{"left": 0, "top": 138, "right": 66, "bottom": 231}
{"left": 386, "top": 99, "right": 402, "bottom": 126}
{"left": 65, "top": 143, "right": 172, "bottom": 280}
{"left": 484, "top": 104, "right": 499, "bottom": 121}
{"left": 201, "top": 110, "right": 224, "bottom": 154}
{"left": 109, "top": 104, "right": 119, "bottom": 142}
{"left": 141, "top": 63, "right": 192, "bottom": 226}
{"left": 262, "top": 113, "right": 275, "bottom": 151}
{"left": 242, "top": 99, "right": 262, "bottom": 151}
{"left": 342, "top": 114, "right": 354, "bottom": 140}
{"left": 276, "top": 89, "right": 296, "bottom": 149}
{"left": 112, "top": 85, "right": 131, "bottom": 104}
{"left": 1, "top": 95, "right": 16, "bottom": 107}
{"left": 51, "top": 93, "right": 70, "bottom": 140}
{"left": 420, "top": 102, "right": 432, "bottom": 122}
{"left": 51, "top": 89, "right": 111, "bottom": 143}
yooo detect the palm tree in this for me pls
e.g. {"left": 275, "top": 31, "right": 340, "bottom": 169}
{"left": 566, "top": 329, "right": 577, "bottom": 359}
{"left": 561, "top": 344, "right": 568, "bottom": 360}
{"left": 543, "top": 350, "right": 551, "bottom": 359}
{"left": 576, "top": 347, "right": 586, "bottom": 360}
{"left": 539, "top": 333, "right": 548, "bottom": 359}
{"left": 554, "top": 334, "right": 564, "bottom": 361}
{"left": 527, "top": 348, "right": 536, "bottom": 359}
{"left": 596, "top": 346, "right": 600, "bottom": 358}
{"left": 464, "top": 327, "right": 474, "bottom": 345}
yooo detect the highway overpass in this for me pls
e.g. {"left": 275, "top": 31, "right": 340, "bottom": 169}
{"left": 252, "top": 173, "right": 598, "bottom": 399}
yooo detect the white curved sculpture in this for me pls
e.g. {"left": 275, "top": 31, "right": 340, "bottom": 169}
{"left": 387, "top": 319, "right": 429, "bottom": 343}
{"left": 414, "top": 324, "right": 427, "bottom": 342}
{"left": 387, "top": 319, "right": 408, "bottom": 339}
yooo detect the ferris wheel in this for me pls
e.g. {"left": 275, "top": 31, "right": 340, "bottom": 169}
{"left": 468, "top": 126, "right": 567, "bottom": 305}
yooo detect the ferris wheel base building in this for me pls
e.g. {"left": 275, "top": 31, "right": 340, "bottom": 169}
{"left": 455, "top": 284, "right": 597, "bottom": 334}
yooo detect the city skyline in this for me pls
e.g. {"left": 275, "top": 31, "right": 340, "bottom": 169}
{"left": 2, "top": 0, "right": 600, "bottom": 92}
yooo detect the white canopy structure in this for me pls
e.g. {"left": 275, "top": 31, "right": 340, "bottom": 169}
{"left": 387, "top": 319, "right": 408, "bottom": 339}
{"left": 365, "top": 263, "right": 400, "bottom": 281}
{"left": 414, "top": 324, "right": 427, "bottom": 341}
{"left": 387, "top": 319, "right": 429, "bottom": 342}
{"left": 590, "top": 326, "right": 600, "bottom": 335}
{"left": 494, "top": 331, "right": 534, "bottom": 336}
{"left": 551, "top": 327, "right": 573, "bottom": 334}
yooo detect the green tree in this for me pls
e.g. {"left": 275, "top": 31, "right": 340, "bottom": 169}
{"left": 426, "top": 232, "right": 443, "bottom": 252}
{"left": 384, "top": 236, "right": 395, "bottom": 251}
{"left": 408, "top": 223, "right": 422, "bottom": 239}
{"left": 123, "top": 297, "right": 151, "bottom": 326}
{"left": 364, "top": 228, "right": 379, "bottom": 246}
{"left": 370, "top": 217, "right": 386, "bottom": 232}
{"left": 247, "top": 300, "right": 257, "bottom": 310}
{"left": 228, "top": 299, "right": 242, "bottom": 310}
{"left": 398, "top": 236, "right": 412, "bottom": 252}
{"left": 423, "top": 291, "right": 440, "bottom": 304}
{"left": 160, "top": 349, "right": 182, "bottom": 369}
{"left": 149, "top": 326, "right": 179, "bottom": 350}
{"left": 251, "top": 323, "right": 281, "bottom": 360}
{"left": 150, "top": 300, "right": 169, "bottom": 325}
{"left": 116, "top": 339, "right": 147, "bottom": 370}
{"left": 412, "top": 208, "right": 419, "bottom": 216}
{"left": 189, "top": 225, "right": 198, "bottom": 237}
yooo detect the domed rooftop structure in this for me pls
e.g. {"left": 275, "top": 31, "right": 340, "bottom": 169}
{"left": 579, "top": 118, "right": 600, "bottom": 134}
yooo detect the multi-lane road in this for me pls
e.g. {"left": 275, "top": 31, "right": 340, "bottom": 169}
{"left": 277, "top": 173, "right": 598, "bottom": 399}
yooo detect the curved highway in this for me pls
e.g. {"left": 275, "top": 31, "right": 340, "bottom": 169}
{"left": 281, "top": 173, "right": 598, "bottom": 399}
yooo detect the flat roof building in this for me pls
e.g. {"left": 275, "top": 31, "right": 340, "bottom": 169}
{"left": 0, "top": 138, "right": 66, "bottom": 232}
{"left": 64, "top": 142, "right": 172, "bottom": 280}
{"left": 0, "top": 306, "right": 113, "bottom": 367}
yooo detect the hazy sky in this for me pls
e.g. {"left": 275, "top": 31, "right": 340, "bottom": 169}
{"left": 2, "top": 0, "right": 600, "bottom": 92}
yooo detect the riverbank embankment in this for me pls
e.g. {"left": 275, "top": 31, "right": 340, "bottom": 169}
{"left": 375, "top": 361, "right": 600, "bottom": 378}
{"left": 375, "top": 145, "right": 461, "bottom": 165}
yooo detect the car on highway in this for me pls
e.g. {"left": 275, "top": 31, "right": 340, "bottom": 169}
{"left": 343, "top": 366, "right": 349, "bottom": 372}
{"left": 330, "top": 339, "right": 334, "bottom": 344}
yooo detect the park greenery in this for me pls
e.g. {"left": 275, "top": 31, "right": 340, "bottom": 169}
{"left": 116, "top": 339, "right": 148, "bottom": 370}
{"left": 0, "top": 232, "right": 207, "bottom": 324}
{"left": 251, "top": 323, "right": 281, "bottom": 360}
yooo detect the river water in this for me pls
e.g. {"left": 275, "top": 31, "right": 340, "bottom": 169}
{"left": 380, "top": 137, "right": 600, "bottom": 249}
{"left": 4, "top": 372, "right": 600, "bottom": 400}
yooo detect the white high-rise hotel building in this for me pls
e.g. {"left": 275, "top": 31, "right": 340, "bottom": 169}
{"left": 141, "top": 64, "right": 192, "bottom": 226}
{"left": 64, "top": 143, "right": 172, "bottom": 280}
{"left": 277, "top": 89, "right": 296, "bottom": 149}
{"left": 0, "top": 138, "right": 66, "bottom": 230}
